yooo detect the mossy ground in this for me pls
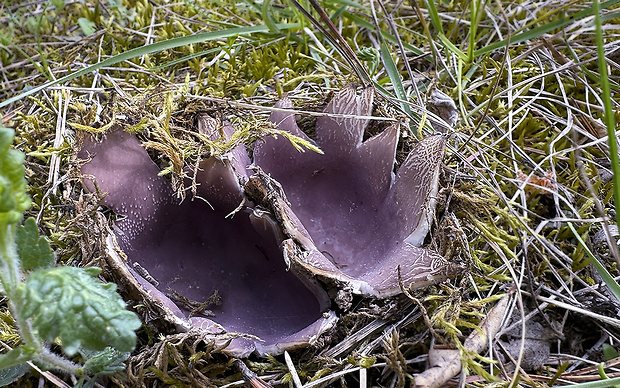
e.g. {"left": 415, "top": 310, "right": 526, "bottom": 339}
{"left": 1, "top": 0, "right": 620, "bottom": 386}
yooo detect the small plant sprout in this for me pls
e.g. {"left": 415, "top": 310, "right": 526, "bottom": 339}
{"left": 0, "top": 123, "right": 141, "bottom": 383}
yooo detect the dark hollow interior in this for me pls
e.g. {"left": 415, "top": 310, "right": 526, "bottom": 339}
{"left": 118, "top": 199, "right": 322, "bottom": 341}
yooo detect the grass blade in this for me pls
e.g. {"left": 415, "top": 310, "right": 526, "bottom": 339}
{"left": 0, "top": 23, "right": 300, "bottom": 109}
{"left": 592, "top": 0, "right": 620, "bottom": 230}
{"left": 423, "top": 0, "right": 444, "bottom": 35}
{"left": 262, "top": 0, "right": 281, "bottom": 33}
{"left": 475, "top": 0, "right": 620, "bottom": 56}
{"left": 568, "top": 223, "right": 620, "bottom": 303}
{"left": 592, "top": 0, "right": 620, "bottom": 303}
{"left": 379, "top": 42, "right": 413, "bottom": 119}
{"left": 552, "top": 376, "right": 620, "bottom": 388}
{"left": 438, "top": 33, "right": 467, "bottom": 62}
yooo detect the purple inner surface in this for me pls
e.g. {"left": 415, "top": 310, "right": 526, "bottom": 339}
{"left": 255, "top": 86, "right": 446, "bottom": 281}
{"left": 80, "top": 130, "right": 322, "bottom": 342}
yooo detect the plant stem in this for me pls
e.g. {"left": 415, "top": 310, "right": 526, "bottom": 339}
{"left": 0, "top": 223, "right": 42, "bottom": 353}
{"left": 593, "top": 0, "right": 620, "bottom": 228}
{"left": 0, "top": 224, "right": 22, "bottom": 296}
{"left": 38, "top": 348, "right": 82, "bottom": 375}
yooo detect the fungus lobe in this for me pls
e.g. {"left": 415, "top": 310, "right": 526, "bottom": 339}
{"left": 78, "top": 85, "right": 458, "bottom": 356}
{"left": 80, "top": 124, "right": 335, "bottom": 356}
{"left": 255, "top": 85, "right": 459, "bottom": 297}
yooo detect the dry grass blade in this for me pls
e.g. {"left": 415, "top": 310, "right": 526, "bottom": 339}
{"left": 236, "top": 360, "right": 273, "bottom": 388}
{"left": 413, "top": 293, "right": 510, "bottom": 388}
{"left": 285, "top": 351, "right": 303, "bottom": 388}
{"left": 287, "top": 0, "right": 371, "bottom": 85}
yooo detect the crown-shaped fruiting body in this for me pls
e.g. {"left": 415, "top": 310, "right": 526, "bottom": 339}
{"left": 80, "top": 123, "right": 334, "bottom": 357}
{"left": 79, "top": 85, "right": 459, "bottom": 356}
{"left": 255, "top": 85, "right": 460, "bottom": 297}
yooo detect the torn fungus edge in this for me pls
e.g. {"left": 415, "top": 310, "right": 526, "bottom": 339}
{"left": 79, "top": 125, "right": 337, "bottom": 357}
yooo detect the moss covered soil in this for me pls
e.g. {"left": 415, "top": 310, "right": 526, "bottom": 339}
{"left": 1, "top": 0, "right": 620, "bottom": 386}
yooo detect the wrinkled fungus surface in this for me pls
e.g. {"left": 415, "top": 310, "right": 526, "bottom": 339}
{"left": 80, "top": 123, "right": 333, "bottom": 356}
{"left": 255, "top": 85, "right": 458, "bottom": 296}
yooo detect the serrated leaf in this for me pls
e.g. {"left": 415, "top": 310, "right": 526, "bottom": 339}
{"left": 15, "top": 218, "right": 54, "bottom": 271}
{"left": 0, "top": 125, "right": 31, "bottom": 226}
{"left": 77, "top": 18, "right": 96, "bottom": 36}
{"left": 20, "top": 267, "right": 141, "bottom": 356}
{"left": 0, "top": 362, "right": 30, "bottom": 387}
{"left": 82, "top": 347, "right": 129, "bottom": 375}
{"left": 0, "top": 346, "right": 36, "bottom": 371}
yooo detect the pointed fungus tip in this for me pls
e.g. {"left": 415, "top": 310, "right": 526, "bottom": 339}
{"left": 259, "top": 84, "right": 457, "bottom": 296}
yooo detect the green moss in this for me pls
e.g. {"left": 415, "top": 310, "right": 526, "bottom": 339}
{"left": 2, "top": 0, "right": 620, "bottom": 384}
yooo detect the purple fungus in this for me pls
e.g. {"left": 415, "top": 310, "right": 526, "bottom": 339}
{"left": 79, "top": 124, "right": 335, "bottom": 357}
{"left": 254, "top": 85, "right": 460, "bottom": 297}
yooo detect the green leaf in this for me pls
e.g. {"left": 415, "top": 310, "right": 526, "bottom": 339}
{"left": 603, "top": 343, "right": 619, "bottom": 361}
{"left": 261, "top": 0, "right": 281, "bottom": 33}
{"left": 438, "top": 33, "right": 467, "bottom": 62}
{"left": 564, "top": 376, "right": 620, "bottom": 388}
{"left": 0, "top": 125, "right": 31, "bottom": 226}
{"left": 15, "top": 218, "right": 55, "bottom": 271}
{"left": 77, "top": 18, "right": 97, "bottom": 36}
{"left": 82, "top": 347, "right": 129, "bottom": 375}
{"left": 357, "top": 47, "right": 380, "bottom": 76}
{"left": 49, "top": 0, "right": 64, "bottom": 11}
{"left": 26, "top": 17, "right": 39, "bottom": 36}
{"left": 423, "top": 0, "right": 444, "bottom": 35}
{"left": 20, "top": 267, "right": 141, "bottom": 356}
{"left": 0, "top": 362, "right": 30, "bottom": 387}
{"left": 0, "top": 346, "right": 36, "bottom": 371}
{"left": 379, "top": 42, "right": 413, "bottom": 119}
{"left": 568, "top": 222, "right": 620, "bottom": 303}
